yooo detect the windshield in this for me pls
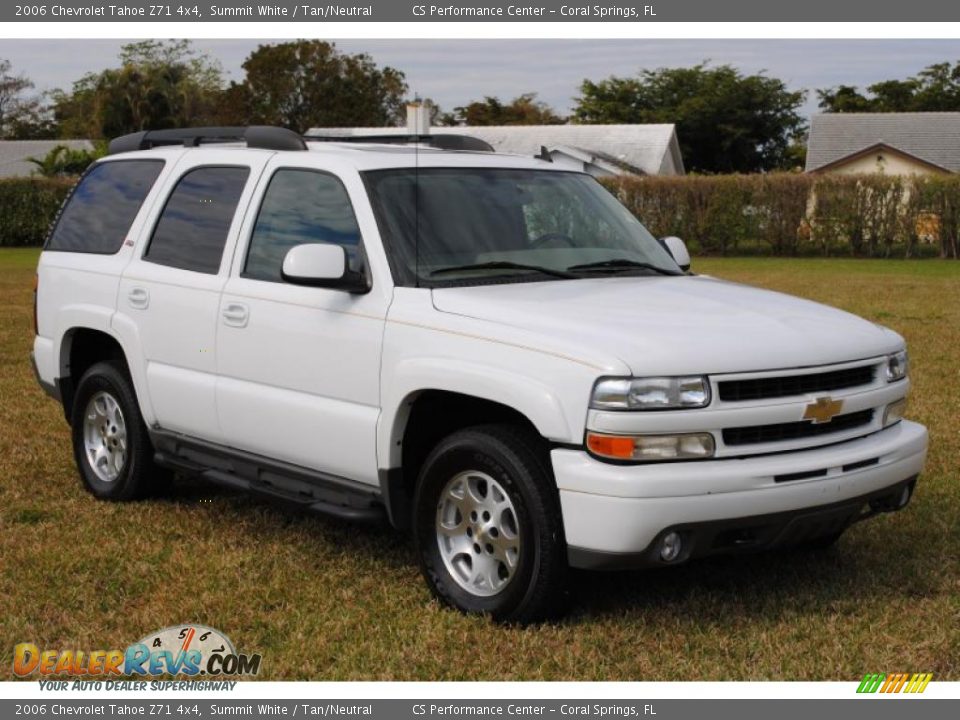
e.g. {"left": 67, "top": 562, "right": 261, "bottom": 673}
{"left": 363, "top": 168, "right": 681, "bottom": 286}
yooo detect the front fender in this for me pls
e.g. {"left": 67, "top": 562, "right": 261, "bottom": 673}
{"left": 378, "top": 356, "right": 588, "bottom": 469}
{"left": 377, "top": 290, "right": 631, "bottom": 470}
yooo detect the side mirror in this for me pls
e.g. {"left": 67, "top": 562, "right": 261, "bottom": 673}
{"left": 660, "top": 236, "right": 691, "bottom": 272}
{"left": 281, "top": 244, "right": 369, "bottom": 293}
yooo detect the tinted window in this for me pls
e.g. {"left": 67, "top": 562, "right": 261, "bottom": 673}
{"left": 364, "top": 168, "right": 678, "bottom": 287}
{"left": 47, "top": 160, "right": 164, "bottom": 254}
{"left": 145, "top": 166, "right": 249, "bottom": 274}
{"left": 244, "top": 169, "right": 362, "bottom": 282}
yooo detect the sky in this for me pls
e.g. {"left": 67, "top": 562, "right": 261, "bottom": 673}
{"left": 3, "top": 38, "right": 960, "bottom": 121}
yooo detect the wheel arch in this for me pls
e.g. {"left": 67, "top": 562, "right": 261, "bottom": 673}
{"left": 56, "top": 325, "right": 147, "bottom": 423}
{"left": 378, "top": 387, "right": 561, "bottom": 531}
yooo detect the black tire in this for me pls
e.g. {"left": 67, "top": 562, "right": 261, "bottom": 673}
{"left": 413, "top": 424, "right": 568, "bottom": 623}
{"left": 70, "top": 361, "right": 169, "bottom": 500}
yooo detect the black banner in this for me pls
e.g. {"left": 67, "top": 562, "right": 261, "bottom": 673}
{"left": 5, "top": 0, "right": 960, "bottom": 23}
{"left": 2, "top": 699, "right": 958, "bottom": 720}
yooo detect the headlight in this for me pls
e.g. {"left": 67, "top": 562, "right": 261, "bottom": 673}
{"left": 885, "top": 350, "right": 908, "bottom": 382}
{"left": 587, "top": 431, "right": 716, "bottom": 461}
{"left": 591, "top": 376, "right": 710, "bottom": 410}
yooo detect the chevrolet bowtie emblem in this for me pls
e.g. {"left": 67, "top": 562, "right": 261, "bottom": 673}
{"left": 803, "top": 396, "right": 844, "bottom": 424}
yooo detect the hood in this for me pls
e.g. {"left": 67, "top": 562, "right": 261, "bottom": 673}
{"left": 430, "top": 275, "right": 902, "bottom": 375}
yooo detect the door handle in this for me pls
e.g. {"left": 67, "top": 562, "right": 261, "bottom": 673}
{"left": 221, "top": 302, "right": 249, "bottom": 328}
{"left": 127, "top": 287, "right": 149, "bottom": 309}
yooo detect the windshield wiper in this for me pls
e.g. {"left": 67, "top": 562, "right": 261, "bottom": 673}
{"left": 430, "top": 261, "right": 577, "bottom": 279}
{"left": 566, "top": 258, "right": 683, "bottom": 276}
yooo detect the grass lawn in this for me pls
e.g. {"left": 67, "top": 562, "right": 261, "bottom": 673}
{"left": 2, "top": 248, "right": 958, "bottom": 680}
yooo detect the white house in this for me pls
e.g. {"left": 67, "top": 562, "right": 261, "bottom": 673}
{"left": 806, "top": 113, "right": 960, "bottom": 176}
{"left": 307, "top": 123, "right": 685, "bottom": 177}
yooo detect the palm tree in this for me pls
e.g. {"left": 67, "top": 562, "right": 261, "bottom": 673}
{"left": 27, "top": 144, "right": 99, "bottom": 177}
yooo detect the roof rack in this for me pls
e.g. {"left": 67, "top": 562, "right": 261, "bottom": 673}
{"left": 304, "top": 133, "right": 494, "bottom": 153}
{"left": 107, "top": 126, "right": 307, "bottom": 155}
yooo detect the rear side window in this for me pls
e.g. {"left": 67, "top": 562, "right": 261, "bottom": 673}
{"left": 47, "top": 160, "right": 164, "bottom": 254}
{"left": 244, "top": 169, "right": 362, "bottom": 282}
{"left": 144, "top": 166, "right": 250, "bottom": 274}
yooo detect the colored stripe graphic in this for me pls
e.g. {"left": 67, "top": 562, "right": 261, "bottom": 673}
{"left": 857, "top": 673, "right": 885, "bottom": 693}
{"left": 908, "top": 673, "right": 933, "bottom": 693}
{"left": 857, "top": 673, "right": 932, "bottom": 693}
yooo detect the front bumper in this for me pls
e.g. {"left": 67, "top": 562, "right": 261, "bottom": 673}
{"left": 554, "top": 420, "right": 928, "bottom": 568}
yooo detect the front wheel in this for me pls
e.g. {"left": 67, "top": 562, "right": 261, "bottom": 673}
{"left": 413, "top": 425, "right": 568, "bottom": 623}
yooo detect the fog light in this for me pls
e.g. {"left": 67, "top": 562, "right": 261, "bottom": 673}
{"left": 896, "top": 484, "right": 912, "bottom": 508}
{"left": 870, "top": 483, "right": 913, "bottom": 512}
{"left": 586, "top": 431, "right": 715, "bottom": 461}
{"left": 660, "top": 532, "right": 683, "bottom": 562}
{"left": 883, "top": 397, "right": 907, "bottom": 427}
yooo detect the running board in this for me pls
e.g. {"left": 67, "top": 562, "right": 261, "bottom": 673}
{"left": 151, "top": 431, "right": 385, "bottom": 524}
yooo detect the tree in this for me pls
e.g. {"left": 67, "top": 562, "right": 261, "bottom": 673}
{"left": 815, "top": 84, "right": 876, "bottom": 113}
{"left": 27, "top": 144, "right": 102, "bottom": 177}
{"left": 913, "top": 61, "right": 960, "bottom": 109}
{"left": 818, "top": 60, "right": 960, "bottom": 112}
{"left": 0, "top": 59, "right": 32, "bottom": 136}
{"left": 1, "top": 96, "right": 57, "bottom": 139}
{"left": 52, "top": 40, "right": 223, "bottom": 139}
{"left": 0, "top": 59, "right": 56, "bottom": 139}
{"left": 218, "top": 41, "right": 407, "bottom": 131}
{"left": 574, "top": 62, "right": 806, "bottom": 173}
{"left": 444, "top": 93, "right": 566, "bottom": 126}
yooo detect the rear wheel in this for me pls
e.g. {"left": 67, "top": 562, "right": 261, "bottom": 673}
{"left": 70, "top": 361, "right": 169, "bottom": 500}
{"left": 413, "top": 425, "right": 568, "bottom": 623}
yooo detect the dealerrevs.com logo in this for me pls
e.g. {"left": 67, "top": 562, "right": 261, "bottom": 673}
{"left": 13, "top": 625, "right": 261, "bottom": 678}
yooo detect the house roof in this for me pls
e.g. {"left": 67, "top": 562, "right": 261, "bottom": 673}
{"left": 526, "top": 143, "right": 645, "bottom": 175}
{"left": 307, "top": 124, "right": 684, "bottom": 175}
{"left": 805, "top": 113, "right": 960, "bottom": 173}
{"left": 808, "top": 141, "right": 953, "bottom": 175}
{"left": 0, "top": 140, "right": 95, "bottom": 178}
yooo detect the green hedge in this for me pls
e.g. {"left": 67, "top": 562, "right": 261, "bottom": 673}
{"left": 0, "top": 177, "right": 75, "bottom": 248}
{"left": 4, "top": 172, "right": 960, "bottom": 258}
{"left": 602, "top": 173, "right": 960, "bottom": 259}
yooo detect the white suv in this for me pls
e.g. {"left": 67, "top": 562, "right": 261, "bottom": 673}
{"left": 32, "top": 126, "right": 928, "bottom": 622}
